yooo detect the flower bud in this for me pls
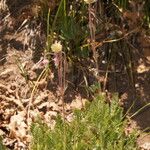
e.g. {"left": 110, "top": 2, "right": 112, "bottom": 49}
{"left": 84, "top": 0, "right": 97, "bottom": 4}
{"left": 51, "top": 41, "right": 62, "bottom": 53}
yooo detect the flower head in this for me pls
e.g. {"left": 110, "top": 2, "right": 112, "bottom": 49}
{"left": 84, "top": 0, "right": 97, "bottom": 4}
{"left": 51, "top": 41, "right": 62, "bottom": 53}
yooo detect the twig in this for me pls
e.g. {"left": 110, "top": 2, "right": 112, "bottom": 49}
{"left": 27, "top": 67, "right": 47, "bottom": 124}
{"left": 130, "top": 103, "right": 150, "bottom": 118}
{"left": 95, "top": 26, "right": 141, "bottom": 48}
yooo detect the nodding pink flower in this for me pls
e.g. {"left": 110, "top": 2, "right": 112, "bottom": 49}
{"left": 53, "top": 54, "right": 59, "bottom": 67}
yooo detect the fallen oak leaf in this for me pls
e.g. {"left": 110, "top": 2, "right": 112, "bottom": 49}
{"left": 0, "top": 95, "right": 24, "bottom": 109}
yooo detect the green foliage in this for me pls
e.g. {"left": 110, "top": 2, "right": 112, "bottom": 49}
{"left": 143, "top": 0, "right": 150, "bottom": 26}
{"left": 0, "top": 136, "right": 6, "bottom": 150}
{"left": 46, "top": 0, "right": 88, "bottom": 58}
{"left": 30, "top": 94, "right": 137, "bottom": 150}
{"left": 43, "top": 0, "right": 149, "bottom": 89}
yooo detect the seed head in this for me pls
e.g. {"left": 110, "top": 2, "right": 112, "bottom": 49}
{"left": 51, "top": 41, "right": 62, "bottom": 53}
{"left": 84, "top": 0, "right": 97, "bottom": 4}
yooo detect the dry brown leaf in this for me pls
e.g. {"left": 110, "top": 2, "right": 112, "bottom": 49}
{"left": 140, "top": 142, "right": 150, "bottom": 150}
{"left": 37, "top": 102, "right": 49, "bottom": 109}
{"left": 66, "top": 113, "right": 74, "bottom": 122}
{"left": 137, "top": 64, "right": 149, "bottom": 73}
{"left": 8, "top": 111, "right": 27, "bottom": 139}
{"left": 33, "top": 91, "right": 48, "bottom": 105}
{"left": 70, "top": 97, "right": 87, "bottom": 109}
{"left": 49, "top": 102, "right": 60, "bottom": 111}
{"left": 0, "top": 129, "right": 5, "bottom": 136}
{"left": 0, "top": 68, "right": 14, "bottom": 77}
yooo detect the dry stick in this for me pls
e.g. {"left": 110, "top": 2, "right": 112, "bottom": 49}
{"left": 94, "top": 26, "right": 141, "bottom": 48}
{"left": 58, "top": 51, "right": 67, "bottom": 150}
{"left": 80, "top": 26, "right": 141, "bottom": 49}
{"left": 130, "top": 103, "right": 150, "bottom": 119}
{"left": 59, "top": 51, "right": 63, "bottom": 105}
{"left": 62, "top": 53, "right": 67, "bottom": 118}
{"left": 58, "top": 52, "right": 66, "bottom": 120}
{"left": 103, "top": 65, "right": 109, "bottom": 92}
{"left": 27, "top": 68, "right": 47, "bottom": 125}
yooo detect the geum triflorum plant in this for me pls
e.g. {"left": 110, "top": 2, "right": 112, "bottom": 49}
{"left": 51, "top": 40, "right": 66, "bottom": 118}
{"left": 51, "top": 41, "right": 63, "bottom": 68}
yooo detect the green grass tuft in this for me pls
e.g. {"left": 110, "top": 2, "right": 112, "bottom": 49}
{"left": 30, "top": 94, "right": 138, "bottom": 150}
{"left": 0, "top": 136, "right": 6, "bottom": 150}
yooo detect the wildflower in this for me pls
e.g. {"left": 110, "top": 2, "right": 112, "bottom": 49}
{"left": 51, "top": 41, "right": 62, "bottom": 53}
{"left": 53, "top": 55, "right": 59, "bottom": 67}
{"left": 84, "top": 0, "right": 97, "bottom": 4}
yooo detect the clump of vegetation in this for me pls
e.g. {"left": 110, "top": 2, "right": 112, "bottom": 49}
{"left": 30, "top": 94, "right": 138, "bottom": 150}
{"left": 0, "top": 0, "right": 149, "bottom": 149}
{"left": 0, "top": 136, "right": 6, "bottom": 150}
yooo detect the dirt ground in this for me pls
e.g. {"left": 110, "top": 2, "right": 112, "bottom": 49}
{"left": 0, "top": 1, "right": 150, "bottom": 150}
